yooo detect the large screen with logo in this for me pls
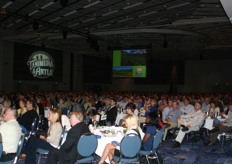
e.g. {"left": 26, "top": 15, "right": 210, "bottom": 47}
{"left": 14, "top": 42, "right": 63, "bottom": 81}
{"left": 112, "top": 49, "right": 147, "bottom": 77}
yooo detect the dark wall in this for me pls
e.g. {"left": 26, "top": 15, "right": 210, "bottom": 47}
{"left": 135, "top": 59, "right": 185, "bottom": 85}
{"left": 14, "top": 42, "right": 63, "bottom": 81}
{"left": 83, "top": 55, "right": 112, "bottom": 84}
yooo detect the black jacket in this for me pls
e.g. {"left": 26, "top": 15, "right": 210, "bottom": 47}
{"left": 106, "top": 106, "right": 117, "bottom": 125}
{"left": 17, "top": 109, "right": 38, "bottom": 131}
{"left": 58, "top": 122, "right": 90, "bottom": 164}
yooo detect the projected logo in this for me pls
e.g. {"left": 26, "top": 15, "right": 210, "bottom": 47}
{"left": 27, "top": 51, "right": 55, "bottom": 79}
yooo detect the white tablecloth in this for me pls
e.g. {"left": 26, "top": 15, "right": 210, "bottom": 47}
{"left": 93, "top": 127, "right": 124, "bottom": 163}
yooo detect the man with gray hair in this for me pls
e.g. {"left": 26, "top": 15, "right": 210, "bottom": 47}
{"left": 47, "top": 111, "right": 90, "bottom": 164}
{"left": 0, "top": 108, "right": 21, "bottom": 162}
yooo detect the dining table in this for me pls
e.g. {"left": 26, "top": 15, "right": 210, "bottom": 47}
{"left": 93, "top": 126, "right": 125, "bottom": 163}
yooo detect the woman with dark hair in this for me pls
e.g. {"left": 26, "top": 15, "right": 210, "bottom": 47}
{"left": 17, "top": 100, "right": 38, "bottom": 131}
{"left": 142, "top": 112, "right": 162, "bottom": 151}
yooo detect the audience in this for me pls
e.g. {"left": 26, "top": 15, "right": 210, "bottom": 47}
{"left": 206, "top": 102, "right": 232, "bottom": 146}
{"left": 98, "top": 114, "right": 143, "bottom": 164}
{"left": 142, "top": 112, "right": 162, "bottom": 151}
{"left": 17, "top": 100, "right": 39, "bottom": 131}
{"left": 106, "top": 99, "right": 117, "bottom": 126}
{"left": 0, "top": 108, "right": 21, "bottom": 162}
{"left": 24, "top": 108, "right": 62, "bottom": 164}
{"left": 162, "top": 101, "right": 181, "bottom": 141}
{"left": 46, "top": 111, "right": 90, "bottom": 164}
{"left": 172, "top": 102, "right": 205, "bottom": 148}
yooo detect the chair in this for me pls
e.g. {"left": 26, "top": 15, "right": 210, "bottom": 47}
{"left": 0, "top": 133, "right": 25, "bottom": 164}
{"left": 113, "top": 133, "right": 141, "bottom": 164}
{"left": 139, "top": 129, "right": 164, "bottom": 164}
{"left": 25, "top": 118, "right": 38, "bottom": 141}
{"left": 36, "top": 126, "right": 67, "bottom": 164}
{"left": 75, "top": 133, "right": 98, "bottom": 164}
{"left": 0, "top": 143, "right": 3, "bottom": 158}
{"left": 220, "top": 131, "right": 232, "bottom": 147}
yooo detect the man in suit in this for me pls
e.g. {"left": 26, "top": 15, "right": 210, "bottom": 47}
{"left": 46, "top": 111, "right": 90, "bottom": 164}
{"left": 106, "top": 99, "right": 118, "bottom": 126}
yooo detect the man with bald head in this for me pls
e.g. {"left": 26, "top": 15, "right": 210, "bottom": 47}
{"left": 0, "top": 108, "right": 21, "bottom": 162}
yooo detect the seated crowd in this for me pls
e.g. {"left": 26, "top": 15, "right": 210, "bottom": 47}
{"left": 0, "top": 91, "right": 231, "bottom": 163}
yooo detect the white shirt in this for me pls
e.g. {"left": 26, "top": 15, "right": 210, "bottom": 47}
{"left": 0, "top": 119, "right": 21, "bottom": 153}
{"left": 162, "top": 107, "right": 172, "bottom": 120}
{"left": 179, "top": 104, "right": 195, "bottom": 115}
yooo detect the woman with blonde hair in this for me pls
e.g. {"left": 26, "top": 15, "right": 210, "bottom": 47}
{"left": 24, "top": 107, "right": 62, "bottom": 164}
{"left": 98, "top": 114, "right": 143, "bottom": 164}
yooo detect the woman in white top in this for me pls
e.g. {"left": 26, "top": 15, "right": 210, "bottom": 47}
{"left": 209, "top": 101, "right": 221, "bottom": 117}
{"left": 98, "top": 114, "right": 143, "bottom": 164}
{"left": 25, "top": 107, "right": 62, "bottom": 164}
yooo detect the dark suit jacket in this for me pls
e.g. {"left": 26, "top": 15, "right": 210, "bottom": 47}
{"left": 17, "top": 109, "right": 38, "bottom": 131}
{"left": 58, "top": 122, "right": 90, "bottom": 164}
{"left": 106, "top": 106, "right": 118, "bottom": 125}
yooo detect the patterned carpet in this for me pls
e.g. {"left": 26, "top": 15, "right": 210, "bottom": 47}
{"left": 17, "top": 137, "right": 232, "bottom": 164}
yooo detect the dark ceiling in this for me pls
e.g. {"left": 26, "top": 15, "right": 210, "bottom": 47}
{"left": 0, "top": 0, "right": 232, "bottom": 60}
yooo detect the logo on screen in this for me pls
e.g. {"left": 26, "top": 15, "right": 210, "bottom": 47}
{"left": 27, "top": 51, "right": 55, "bottom": 79}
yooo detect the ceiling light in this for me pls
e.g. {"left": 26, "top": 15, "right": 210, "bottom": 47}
{"left": 63, "top": 10, "right": 77, "bottom": 16}
{"left": 167, "top": 2, "right": 190, "bottom": 9}
{"left": 118, "top": 17, "right": 133, "bottom": 23}
{"left": 138, "top": 11, "right": 157, "bottom": 17}
{"left": 123, "top": 2, "right": 143, "bottom": 9}
{"left": 29, "top": 10, "right": 39, "bottom": 16}
{"left": 68, "top": 23, "right": 79, "bottom": 28}
{"left": 15, "top": 19, "right": 22, "bottom": 23}
{"left": 102, "top": 10, "right": 118, "bottom": 16}
{"left": 7, "top": 23, "right": 14, "bottom": 28}
{"left": 83, "top": 1, "right": 101, "bottom": 8}
{"left": 49, "top": 17, "right": 61, "bottom": 22}
{"left": 82, "top": 17, "right": 95, "bottom": 23}
{"left": 1, "top": 1, "right": 13, "bottom": 9}
{"left": 40, "top": 2, "right": 55, "bottom": 9}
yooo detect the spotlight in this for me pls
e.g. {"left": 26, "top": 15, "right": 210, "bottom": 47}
{"left": 32, "top": 22, "right": 39, "bottom": 30}
{"left": 60, "top": 0, "right": 69, "bottom": 7}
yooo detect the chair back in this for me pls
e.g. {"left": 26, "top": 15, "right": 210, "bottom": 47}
{"left": 120, "top": 133, "right": 141, "bottom": 158}
{"left": 151, "top": 129, "right": 164, "bottom": 153}
{"left": 20, "top": 125, "right": 28, "bottom": 135}
{"left": 0, "top": 143, "right": 2, "bottom": 158}
{"left": 16, "top": 133, "right": 25, "bottom": 157}
{"left": 30, "top": 118, "right": 38, "bottom": 134}
{"left": 57, "top": 126, "right": 68, "bottom": 149}
{"left": 77, "top": 133, "right": 98, "bottom": 157}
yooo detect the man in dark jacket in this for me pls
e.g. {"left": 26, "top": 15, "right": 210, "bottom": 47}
{"left": 46, "top": 111, "right": 90, "bottom": 164}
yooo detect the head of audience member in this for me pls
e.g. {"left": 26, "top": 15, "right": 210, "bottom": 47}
{"left": 172, "top": 101, "right": 179, "bottom": 109}
{"left": 126, "top": 103, "right": 136, "bottom": 114}
{"left": 194, "top": 102, "right": 202, "bottom": 111}
{"left": 184, "top": 98, "right": 190, "bottom": 106}
{"left": 124, "top": 114, "right": 139, "bottom": 131}
{"left": 148, "top": 112, "right": 162, "bottom": 129}
{"left": 210, "top": 101, "right": 217, "bottom": 108}
{"left": 70, "top": 111, "right": 84, "bottom": 126}
{"left": 19, "top": 99, "right": 27, "bottom": 109}
{"left": 26, "top": 100, "right": 36, "bottom": 110}
{"left": 168, "top": 99, "right": 173, "bottom": 108}
{"left": 58, "top": 98, "right": 64, "bottom": 105}
{"left": 228, "top": 102, "right": 232, "bottom": 112}
{"left": 3, "top": 108, "right": 17, "bottom": 122}
{"left": 48, "top": 107, "right": 61, "bottom": 124}
{"left": 109, "top": 99, "right": 116, "bottom": 106}
{"left": 2, "top": 99, "right": 11, "bottom": 108}
{"left": 150, "top": 99, "right": 157, "bottom": 107}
